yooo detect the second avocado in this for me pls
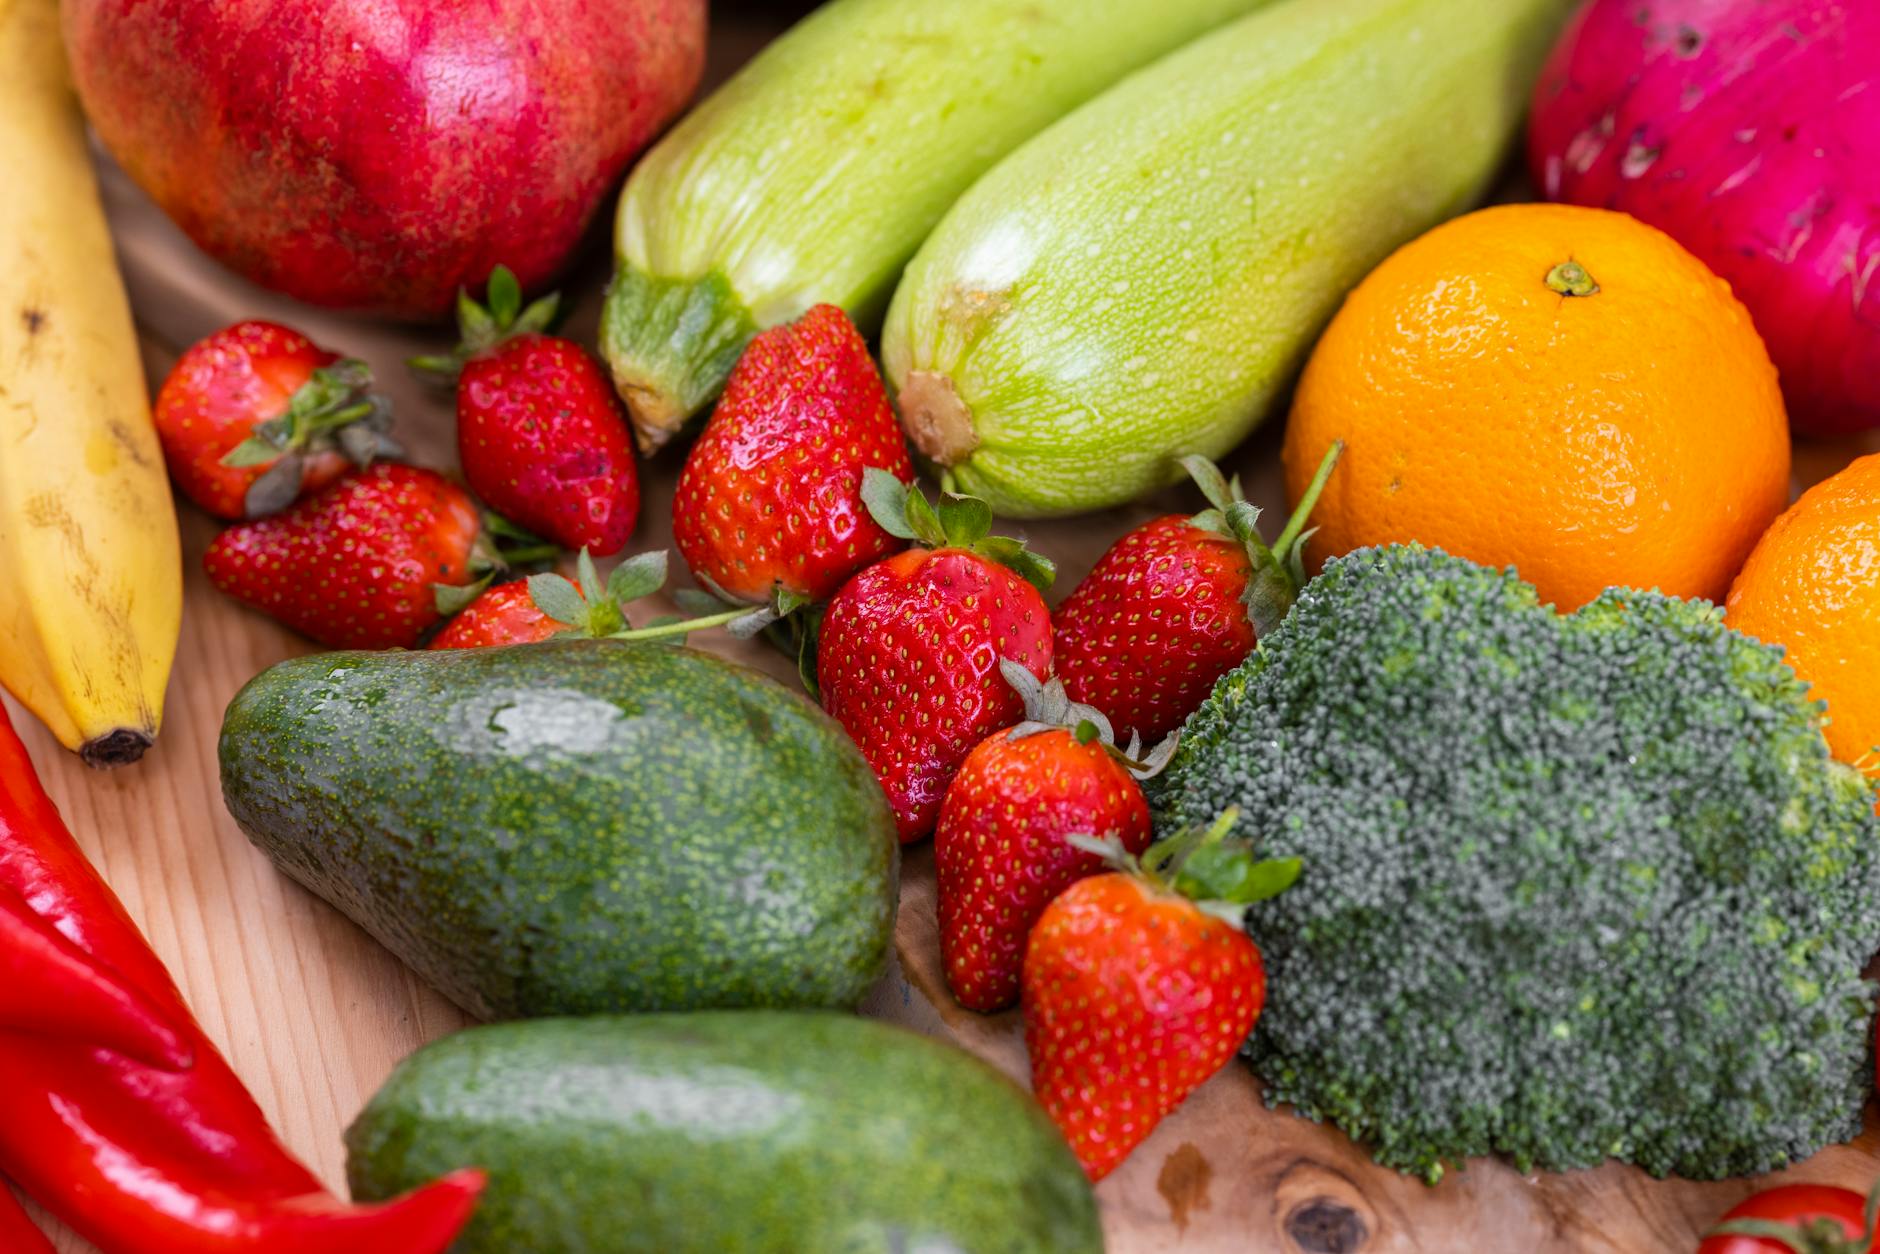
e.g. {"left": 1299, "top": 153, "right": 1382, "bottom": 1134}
{"left": 218, "top": 640, "right": 899, "bottom": 1018}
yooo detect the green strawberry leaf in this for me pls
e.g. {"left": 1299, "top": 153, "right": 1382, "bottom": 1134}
{"left": 514, "top": 291, "right": 562, "bottom": 338}
{"left": 529, "top": 573, "right": 589, "bottom": 627}
{"left": 222, "top": 433, "right": 287, "bottom": 469}
{"left": 607, "top": 551, "right": 669, "bottom": 605}
{"left": 725, "top": 606, "right": 781, "bottom": 639}
{"left": 774, "top": 585, "right": 812, "bottom": 618}
{"left": 483, "top": 512, "right": 543, "bottom": 545}
{"left": 336, "top": 422, "right": 394, "bottom": 467}
{"left": 901, "top": 483, "right": 949, "bottom": 549}
{"left": 793, "top": 608, "right": 823, "bottom": 700}
{"left": 1227, "top": 441, "right": 1345, "bottom": 638}
{"left": 433, "top": 573, "right": 493, "bottom": 617}
{"left": 1177, "top": 844, "right": 1302, "bottom": 906}
{"left": 936, "top": 492, "right": 992, "bottom": 546}
{"left": 486, "top": 265, "right": 522, "bottom": 330}
{"left": 860, "top": 468, "right": 917, "bottom": 540}
{"left": 240, "top": 453, "right": 305, "bottom": 518}
{"left": 1180, "top": 454, "right": 1236, "bottom": 513}
{"left": 1064, "top": 831, "right": 1132, "bottom": 867}
{"left": 455, "top": 287, "right": 498, "bottom": 354}
{"left": 1186, "top": 507, "right": 1231, "bottom": 538}
{"left": 574, "top": 548, "right": 607, "bottom": 605}
{"left": 1224, "top": 499, "right": 1267, "bottom": 547}
{"left": 1245, "top": 565, "right": 1297, "bottom": 640}
{"left": 415, "top": 266, "right": 564, "bottom": 383}
{"left": 1003, "top": 548, "right": 1057, "bottom": 595}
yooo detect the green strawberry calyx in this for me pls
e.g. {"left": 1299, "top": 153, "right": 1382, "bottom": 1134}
{"left": 221, "top": 358, "right": 401, "bottom": 518}
{"left": 409, "top": 264, "right": 562, "bottom": 384}
{"left": 860, "top": 468, "right": 1055, "bottom": 594}
{"left": 1067, "top": 808, "right": 1301, "bottom": 926}
{"left": 998, "top": 659, "right": 1177, "bottom": 781}
{"left": 432, "top": 512, "right": 559, "bottom": 615}
{"left": 1180, "top": 441, "right": 1342, "bottom": 638}
{"left": 441, "top": 546, "right": 789, "bottom": 646}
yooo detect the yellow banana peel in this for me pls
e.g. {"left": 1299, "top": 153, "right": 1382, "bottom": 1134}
{"left": 0, "top": 0, "right": 180, "bottom": 765}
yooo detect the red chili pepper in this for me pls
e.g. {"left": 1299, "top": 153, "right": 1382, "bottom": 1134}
{"left": 0, "top": 704, "right": 484, "bottom": 1253}
{"left": 0, "top": 883, "right": 192, "bottom": 1069}
{"left": 0, "top": 1184, "right": 55, "bottom": 1254}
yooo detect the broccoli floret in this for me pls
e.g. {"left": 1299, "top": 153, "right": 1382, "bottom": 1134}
{"left": 1151, "top": 545, "right": 1880, "bottom": 1184}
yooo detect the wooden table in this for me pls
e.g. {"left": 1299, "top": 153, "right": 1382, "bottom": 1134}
{"left": 19, "top": 7, "right": 1880, "bottom": 1251}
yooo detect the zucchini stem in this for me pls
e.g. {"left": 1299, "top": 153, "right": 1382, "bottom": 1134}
{"left": 899, "top": 371, "right": 979, "bottom": 466}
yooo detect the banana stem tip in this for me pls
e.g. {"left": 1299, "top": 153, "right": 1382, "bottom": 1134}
{"left": 79, "top": 729, "right": 153, "bottom": 769}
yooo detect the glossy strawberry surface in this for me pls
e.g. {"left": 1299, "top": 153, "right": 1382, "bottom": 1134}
{"left": 154, "top": 321, "right": 349, "bottom": 519}
{"left": 818, "top": 547, "right": 1052, "bottom": 842}
{"left": 205, "top": 463, "right": 481, "bottom": 650}
{"left": 936, "top": 728, "right": 1150, "bottom": 1012}
{"left": 1023, "top": 873, "right": 1266, "bottom": 1181}
{"left": 1053, "top": 515, "right": 1256, "bottom": 743}
{"left": 427, "top": 581, "right": 563, "bottom": 650}
{"left": 459, "top": 335, "right": 640, "bottom": 556}
{"left": 673, "top": 305, "right": 913, "bottom": 603}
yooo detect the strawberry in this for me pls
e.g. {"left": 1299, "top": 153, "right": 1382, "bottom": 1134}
{"left": 205, "top": 462, "right": 547, "bottom": 650}
{"left": 935, "top": 661, "right": 1176, "bottom": 1012}
{"left": 818, "top": 475, "right": 1056, "bottom": 842}
{"left": 1052, "top": 445, "right": 1342, "bottom": 743}
{"left": 427, "top": 580, "right": 563, "bottom": 649}
{"left": 430, "top": 548, "right": 763, "bottom": 650}
{"left": 415, "top": 266, "right": 640, "bottom": 556}
{"left": 1022, "top": 810, "right": 1300, "bottom": 1180}
{"left": 672, "top": 304, "right": 914, "bottom": 609}
{"left": 153, "top": 320, "right": 397, "bottom": 519}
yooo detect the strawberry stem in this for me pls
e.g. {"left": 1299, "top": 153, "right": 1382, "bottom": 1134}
{"left": 608, "top": 607, "right": 747, "bottom": 641}
{"left": 1272, "top": 440, "right": 1343, "bottom": 560}
{"left": 500, "top": 543, "right": 560, "bottom": 567}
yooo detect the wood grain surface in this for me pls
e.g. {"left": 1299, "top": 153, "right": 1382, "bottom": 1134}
{"left": 19, "top": 7, "right": 1880, "bottom": 1252}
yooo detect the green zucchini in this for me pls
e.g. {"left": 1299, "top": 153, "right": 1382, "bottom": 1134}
{"left": 881, "top": 0, "right": 1572, "bottom": 518}
{"left": 346, "top": 1013, "right": 1103, "bottom": 1254}
{"left": 600, "top": 0, "right": 1276, "bottom": 453}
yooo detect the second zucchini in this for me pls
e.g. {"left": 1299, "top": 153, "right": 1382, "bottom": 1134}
{"left": 600, "top": 0, "right": 1275, "bottom": 452}
{"left": 882, "top": 0, "right": 1572, "bottom": 518}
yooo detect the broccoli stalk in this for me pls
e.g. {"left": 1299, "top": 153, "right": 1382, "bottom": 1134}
{"left": 1152, "top": 545, "right": 1880, "bottom": 1184}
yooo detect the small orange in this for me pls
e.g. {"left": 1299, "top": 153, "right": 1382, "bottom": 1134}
{"left": 1727, "top": 454, "right": 1880, "bottom": 775}
{"left": 1283, "top": 203, "right": 1789, "bottom": 610}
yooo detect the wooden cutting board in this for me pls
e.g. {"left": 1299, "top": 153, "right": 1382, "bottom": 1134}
{"left": 17, "top": 8, "right": 1880, "bottom": 1252}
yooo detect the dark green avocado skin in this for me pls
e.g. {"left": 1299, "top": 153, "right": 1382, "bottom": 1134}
{"left": 345, "top": 1012, "right": 1104, "bottom": 1254}
{"left": 218, "top": 641, "right": 899, "bottom": 1018}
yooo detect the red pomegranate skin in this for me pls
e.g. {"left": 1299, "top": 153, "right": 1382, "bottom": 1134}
{"left": 64, "top": 0, "right": 707, "bottom": 319}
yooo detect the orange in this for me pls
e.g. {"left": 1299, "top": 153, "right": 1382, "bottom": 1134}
{"left": 1282, "top": 203, "right": 1789, "bottom": 610}
{"left": 1727, "top": 453, "right": 1880, "bottom": 775}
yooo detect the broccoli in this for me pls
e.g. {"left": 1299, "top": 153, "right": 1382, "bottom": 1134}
{"left": 1151, "top": 545, "right": 1880, "bottom": 1184}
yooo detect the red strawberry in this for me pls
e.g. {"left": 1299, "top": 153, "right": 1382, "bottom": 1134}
{"left": 818, "top": 476, "right": 1056, "bottom": 842}
{"left": 936, "top": 663, "right": 1176, "bottom": 1012}
{"left": 1053, "top": 445, "right": 1342, "bottom": 743}
{"left": 430, "top": 548, "right": 755, "bottom": 650}
{"left": 427, "top": 580, "right": 563, "bottom": 649}
{"left": 206, "top": 463, "right": 501, "bottom": 650}
{"left": 153, "top": 320, "right": 397, "bottom": 519}
{"left": 673, "top": 305, "right": 914, "bottom": 607}
{"left": 1022, "top": 811, "right": 1299, "bottom": 1180}
{"left": 416, "top": 266, "right": 640, "bottom": 556}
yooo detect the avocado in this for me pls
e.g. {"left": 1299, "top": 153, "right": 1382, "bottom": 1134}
{"left": 218, "top": 640, "right": 898, "bottom": 1018}
{"left": 346, "top": 1012, "right": 1103, "bottom": 1253}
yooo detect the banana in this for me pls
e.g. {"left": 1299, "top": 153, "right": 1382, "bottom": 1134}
{"left": 0, "top": 0, "right": 180, "bottom": 766}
